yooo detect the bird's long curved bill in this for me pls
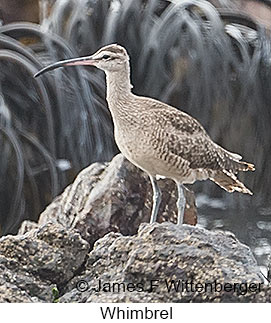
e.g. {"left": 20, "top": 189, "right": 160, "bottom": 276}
{"left": 34, "top": 56, "right": 96, "bottom": 77}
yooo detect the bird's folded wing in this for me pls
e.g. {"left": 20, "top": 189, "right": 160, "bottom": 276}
{"left": 147, "top": 107, "right": 246, "bottom": 172}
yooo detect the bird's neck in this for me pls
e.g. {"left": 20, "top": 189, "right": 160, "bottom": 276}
{"left": 105, "top": 63, "right": 133, "bottom": 104}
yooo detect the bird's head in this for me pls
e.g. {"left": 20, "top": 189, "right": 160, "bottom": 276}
{"left": 90, "top": 44, "right": 129, "bottom": 72}
{"left": 34, "top": 44, "right": 129, "bottom": 77}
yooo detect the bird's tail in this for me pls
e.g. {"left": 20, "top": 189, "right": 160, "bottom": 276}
{"left": 209, "top": 169, "right": 253, "bottom": 195}
{"left": 216, "top": 145, "right": 255, "bottom": 172}
{"left": 230, "top": 159, "right": 255, "bottom": 172}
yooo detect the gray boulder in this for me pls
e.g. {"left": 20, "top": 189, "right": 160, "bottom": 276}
{"left": 1, "top": 153, "right": 269, "bottom": 303}
{"left": 59, "top": 222, "right": 267, "bottom": 303}
{"left": 0, "top": 223, "right": 89, "bottom": 302}
{"left": 20, "top": 154, "right": 197, "bottom": 247}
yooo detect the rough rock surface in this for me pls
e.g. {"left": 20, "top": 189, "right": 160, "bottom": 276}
{"left": 1, "top": 154, "right": 270, "bottom": 302}
{"left": 0, "top": 223, "right": 89, "bottom": 302}
{"left": 19, "top": 154, "right": 197, "bottom": 247}
{"left": 59, "top": 222, "right": 268, "bottom": 303}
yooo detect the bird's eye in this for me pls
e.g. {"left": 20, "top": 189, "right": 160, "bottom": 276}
{"left": 102, "top": 55, "right": 110, "bottom": 59}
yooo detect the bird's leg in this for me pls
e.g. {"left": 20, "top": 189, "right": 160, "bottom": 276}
{"left": 176, "top": 183, "right": 186, "bottom": 225}
{"left": 149, "top": 175, "right": 162, "bottom": 223}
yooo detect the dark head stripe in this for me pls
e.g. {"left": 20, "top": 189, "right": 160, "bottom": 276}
{"left": 97, "top": 44, "right": 126, "bottom": 55}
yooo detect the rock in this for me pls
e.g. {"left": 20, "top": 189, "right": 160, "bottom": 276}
{"left": 18, "top": 220, "right": 39, "bottom": 235}
{"left": 20, "top": 154, "right": 197, "bottom": 247}
{"left": 59, "top": 222, "right": 269, "bottom": 303}
{"left": 1, "top": 203, "right": 271, "bottom": 302}
{"left": 4, "top": 154, "right": 271, "bottom": 303}
{"left": 0, "top": 222, "right": 89, "bottom": 302}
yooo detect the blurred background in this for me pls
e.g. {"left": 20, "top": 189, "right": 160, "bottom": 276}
{"left": 0, "top": 0, "right": 271, "bottom": 268}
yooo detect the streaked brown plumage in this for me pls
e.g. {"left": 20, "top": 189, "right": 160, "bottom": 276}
{"left": 34, "top": 43, "right": 255, "bottom": 225}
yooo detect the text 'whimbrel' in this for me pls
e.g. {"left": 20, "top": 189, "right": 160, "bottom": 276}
{"left": 34, "top": 44, "right": 255, "bottom": 225}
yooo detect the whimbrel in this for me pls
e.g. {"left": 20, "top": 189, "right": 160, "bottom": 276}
{"left": 34, "top": 44, "right": 255, "bottom": 225}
